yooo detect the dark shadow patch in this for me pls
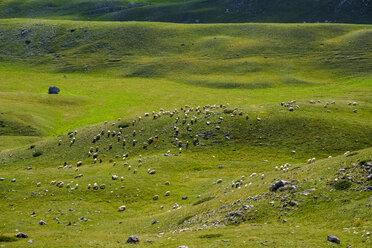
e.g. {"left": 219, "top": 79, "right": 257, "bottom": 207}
{"left": 183, "top": 79, "right": 274, "bottom": 89}
{"left": 281, "top": 76, "right": 315, "bottom": 86}
{"left": 199, "top": 233, "right": 223, "bottom": 239}
{"left": 0, "top": 235, "right": 17, "bottom": 242}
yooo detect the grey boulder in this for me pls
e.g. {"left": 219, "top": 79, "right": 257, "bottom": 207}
{"left": 127, "top": 235, "right": 139, "bottom": 244}
{"left": 48, "top": 86, "right": 60, "bottom": 94}
{"left": 16, "top": 232, "right": 28, "bottom": 238}
{"left": 327, "top": 235, "right": 340, "bottom": 244}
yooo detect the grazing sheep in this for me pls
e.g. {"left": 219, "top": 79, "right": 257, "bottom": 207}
{"left": 77, "top": 161, "right": 83, "bottom": 167}
{"left": 100, "top": 184, "right": 106, "bottom": 189}
{"left": 93, "top": 183, "right": 98, "bottom": 190}
{"left": 50, "top": 180, "right": 56, "bottom": 185}
{"left": 217, "top": 179, "right": 222, "bottom": 184}
{"left": 118, "top": 205, "right": 126, "bottom": 212}
{"left": 88, "top": 184, "right": 91, "bottom": 189}
{"left": 165, "top": 181, "right": 170, "bottom": 185}
{"left": 148, "top": 170, "right": 156, "bottom": 175}
{"left": 165, "top": 191, "right": 170, "bottom": 196}
{"left": 58, "top": 140, "right": 62, "bottom": 146}
{"left": 153, "top": 195, "right": 159, "bottom": 200}
{"left": 74, "top": 174, "right": 83, "bottom": 179}
{"left": 36, "top": 182, "right": 41, "bottom": 187}
{"left": 112, "top": 175, "right": 118, "bottom": 180}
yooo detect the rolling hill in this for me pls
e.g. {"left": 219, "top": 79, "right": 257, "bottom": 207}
{"left": 0, "top": 2, "right": 371, "bottom": 247}
{"left": 0, "top": 0, "right": 371, "bottom": 24}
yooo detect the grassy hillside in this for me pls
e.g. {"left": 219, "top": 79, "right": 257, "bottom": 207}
{"left": 0, "top": 18, "right": 371, "bottom": 247}
{"left": 0, "top": 19, "right": 371, "bottom": 150}
{"left": 0, "top": 103, "right": 372, "bottom": 247}
{"left": 0, "top": 0, "right": 371, "bottom": 24}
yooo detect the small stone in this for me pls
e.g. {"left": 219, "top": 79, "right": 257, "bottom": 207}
{"left": 327, "top": 235, "right": 340, "bottom": 244}
{"left": 127, "top": 235, "right": 139, "bottom": 244}
{"left": 269, "top": 180, "right": 291, "bottom": 192}
{"left": 16, "top": 232, "right": 28, "bottom": 238}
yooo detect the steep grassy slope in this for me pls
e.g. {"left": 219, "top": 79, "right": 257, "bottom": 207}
{"left": 0, "top": 104, "right": 371, "bottom": 247}
{"left": 0, "top": 19, "right": 371, "bottom": 151}
{"left": 0, "top": 0, "right": 371, "bottom": 24}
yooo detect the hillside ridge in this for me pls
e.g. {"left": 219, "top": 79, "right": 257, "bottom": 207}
{"left": 0, "top": 0, "right": 371, "bottom": 24}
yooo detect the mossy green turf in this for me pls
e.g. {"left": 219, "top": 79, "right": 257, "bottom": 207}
{"left": 0, "top": 19, "right": 372, "bottom": 247}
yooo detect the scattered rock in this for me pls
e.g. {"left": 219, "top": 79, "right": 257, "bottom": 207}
{"left": 127, "top": 235, "right": 139, "bottom": 244}
{"left": 16, "top": 232, "right": 28, "bottom": 238}
{"left": 327, "top": 235, "right": 340, "bottom": 244}
{"left": 48, "top": 86, "right": 60, "bottom": 94}
{"left": 269, "top": 180, "right": 291, "bottom": 192}
{"left": 301, "top": 188, "right": 316, "bottom": 196}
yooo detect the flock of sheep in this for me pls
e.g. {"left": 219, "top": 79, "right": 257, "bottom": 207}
{"left": 38, "top": 100, "right": 361, "bottom": 213}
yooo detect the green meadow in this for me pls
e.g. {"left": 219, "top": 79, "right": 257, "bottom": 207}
{"left": 0, "top": 18, "right": 371, "bottom": 247}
